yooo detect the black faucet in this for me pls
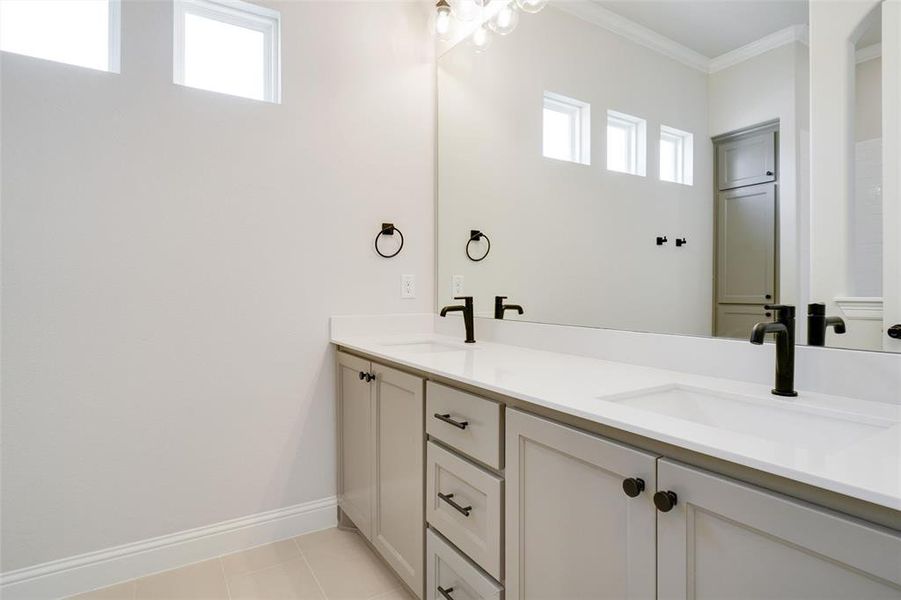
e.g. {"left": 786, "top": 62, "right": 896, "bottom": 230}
{"left": 494, "top": 296, "right": 524, "bottom": 320}
{"left": 440, "top": 296, "right": 475, "bottom": 343}
{"left": 750, "top": 305, "right": 797, "bottom": 396}
{"left": 807, "top": 303, "right": 846, "bottom": 346}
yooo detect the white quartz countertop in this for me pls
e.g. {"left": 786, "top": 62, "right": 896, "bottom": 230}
{"left": 332, "top": 332, "right": 901, "bottom": 511}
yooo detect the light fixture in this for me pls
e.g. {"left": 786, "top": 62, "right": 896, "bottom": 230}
{"left": 489, "top": 2, "right": 519, "bottom": 35}
{"left": 515, "top": 0, "right": 548, "bottom": 14}
{"left": 452, "top": 0, "right": 479, "bottom": 22}
{"left": 434, "top": 0, "right": 452, "bottom": 38}
{"left": 472, "top": 22, "right": 492, "bottom": 52}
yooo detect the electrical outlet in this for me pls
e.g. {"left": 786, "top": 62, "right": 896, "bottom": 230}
{"left": 452, "top": 275, "right": 464, "bottom": 296}
{"left": 401, "top": 274, "right": 416, "bottom": 299}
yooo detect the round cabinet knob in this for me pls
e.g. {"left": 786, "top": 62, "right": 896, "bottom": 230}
{"left": 653, "top": 490, "right": 678, "bottom": 512}
{"left": 622, "top": 477, "right": 645, "bottom": 498}
{"left": 358, "top": 371, "right": 366, "bottom": 380}
{"left": 766, "top": 170, "right": 774, "bottom": 176}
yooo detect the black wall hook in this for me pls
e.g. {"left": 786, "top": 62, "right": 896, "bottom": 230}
{"left": 374, "top": 222, "right": 404, "bottom": 258}
{"left": 466, "top": 230, "right": 491, "bottom": 262}
{"left": 676, "top": 237, "right": 687, "bottom": 247}
{"left": 656, "top": 236, "right": 668, "bottom": 246}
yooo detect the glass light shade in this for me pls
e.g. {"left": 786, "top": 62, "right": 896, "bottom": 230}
{"left": 435, "top": 4, "right": 452, "bottom": 38}
{"left": 489, "top": 2, "right": 519, "bottom": 35}
{"left": 472, "top": 23, "right": 492, "bottom": 52}
{"left": 452, "top": 0, "right": 479, "bottom": 22}
{"left": 515, "top": 0, "right": 548, "bottom": 13}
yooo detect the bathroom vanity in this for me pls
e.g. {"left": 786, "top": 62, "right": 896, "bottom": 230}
{"left": 332, "top": 320, "right": 901, "bottom": 600}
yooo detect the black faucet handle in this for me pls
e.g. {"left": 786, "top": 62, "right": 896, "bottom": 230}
{"left": 495, "top": 295, "right": 507, "bottom": 301}
{"left": 454, "top": 296, "right": 473, "bottom": 302}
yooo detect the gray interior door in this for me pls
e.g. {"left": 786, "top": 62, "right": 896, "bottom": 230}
{"left": 716, "top": 183, "right": 776, "bottom": 305}
{"left": 717, "top": 130, "right": 776, "bottom": 190}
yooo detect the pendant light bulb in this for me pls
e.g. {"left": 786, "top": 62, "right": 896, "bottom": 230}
{"left": 472, "top": 22, "right": 492, "bottom": 52}
{"left": 453, "top": 0, "right": 479, "bottom": 22}
{"left": 434, "top": 0, "right": 452, "bottom": 38}
{"left": 515, "top": 0, "right": 548, "bottom": 13}
{"left": 489, "top": 2, "right": 519, "bottom": 35}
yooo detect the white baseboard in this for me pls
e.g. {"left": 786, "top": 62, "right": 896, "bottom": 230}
{"left": 0, "top": 496, "right": 338, "bottom": 600}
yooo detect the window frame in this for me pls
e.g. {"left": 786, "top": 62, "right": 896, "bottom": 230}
{"left": 0, "top": 0, "right": 121, "bottom": 73}
{"left": 173, "top": 0, "right": 281, "bottom": 103}
{"left": 659, "top": 124, "right": 694, "bottom": 185}
{"left": 542, "top": 91, "right": 591, "bottom": 165}
{"left": 606, "top": 109, "right": 647, "bottom": 177}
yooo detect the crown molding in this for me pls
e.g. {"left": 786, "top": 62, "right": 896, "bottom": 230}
{"left": 552, "top": 2, "right": 808, "bottom": 75}
{"left": 708, "top": 24, "right": 809, "bottom": 73}
{"left": 552, "top": 0, "right": 710, "bottom": 73}
{"left": 856, "top": 42, "right": 881, "bottom": 64}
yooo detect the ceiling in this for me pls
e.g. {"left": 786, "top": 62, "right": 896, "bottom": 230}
{"left": 594, "top": 0, "right": 809, "bottom": 58}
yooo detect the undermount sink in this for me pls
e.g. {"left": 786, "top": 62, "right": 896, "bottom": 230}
{"left": 600, "top": 384, "right": 893, "bottom": 452}
{"left": 381, "top": 341, "right": 470, "bottom": 354}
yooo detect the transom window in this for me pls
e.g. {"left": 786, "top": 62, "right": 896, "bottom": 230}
{"left": 0, "top": 0, "right": 120, "bottom": 72}
{"left": 606, "top": 110, "right": 646, "bottom": 176}
{"left": 542, "top": 91, "right": 591, "bottom": 165}
{"left": 659, "top": 125, "right": 694, "bottom": 185}
{"left": 173, "top": 0, "right": 281, "bottom": 103}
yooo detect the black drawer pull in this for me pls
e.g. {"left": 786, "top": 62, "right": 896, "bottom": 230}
{"left": 437, "top": 586, "right": 455, "bottom": 600}
{"left": 437, "top": 492, "right": 472, "bottom": 516}
{"left": 434, "top": 413, "right": 469, "bottom": 429}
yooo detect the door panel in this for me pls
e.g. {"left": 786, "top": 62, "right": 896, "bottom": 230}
{"left": 505, "top": 409, "right": 657, "bottom": 600}
{"left": 716, "top": 183, "right": 776, "bottom": 304}
{"left": 337, "top": 351, "right": 373, "bottom": 539}
{"left": 715, "top": 304, "right": 772, "bottom": 339}
{"left": 657, "top": 460, "right": 901, "bottom": 600}
{"left": 717, "top": 130, "right": 776, "bottom": 190}
{"left": 372, "top": 363, "right": 425, "bottom": 597}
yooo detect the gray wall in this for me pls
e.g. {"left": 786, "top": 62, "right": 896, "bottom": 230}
{"left": 1, "top": 0, "right": 435, "bottom": 571}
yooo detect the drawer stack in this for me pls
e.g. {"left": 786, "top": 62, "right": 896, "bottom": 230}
{"left": 425, "top": 382, "right": 504, "bottom": 600}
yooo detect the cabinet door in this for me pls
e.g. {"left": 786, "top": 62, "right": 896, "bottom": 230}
{"left": 372, "top": 363, "right": 425, "bottom": 598}
{"left": 337, "top": 351, "right": 373, "bottom": 539}
{"left": 716, "top": 183, "right": 776, "bottom": 304}
{"left": 717, "top": 130, "right": 776, "bottom": 190}
{"left": 505, "top": 409, "right": 657, "bottom": 600}
{"left": 714, "top": 304, "right": 772, "bottom": 339}
{"left": 657, "top": 460, "right": 901, "bottom": 600}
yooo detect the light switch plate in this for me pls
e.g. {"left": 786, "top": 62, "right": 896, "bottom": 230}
{"left": 401, "top": 274, "right": 416, "bottom": 298}
{"left": 452, "top": 275, "right": 464, "bottom": 296}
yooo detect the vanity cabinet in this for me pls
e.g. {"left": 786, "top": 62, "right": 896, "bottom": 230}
{"left": 336, "top": 351, "right": 425, "bottom": 598}
{"left": 338, "top": 350, "right": 901, "bottom": 600}
{"left": 656, "top": 460, "right": 901, "bottom": 600}
{"left": 505, "top": 409, "right": 658, "bottom": 600}
{"left": 337, "top": 352, "right": 374, "bottom": 539}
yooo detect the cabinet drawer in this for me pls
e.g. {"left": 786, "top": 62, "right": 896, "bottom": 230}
{"left": 427, "top": 529, "right": 503, "bottom": 600}
{"left": 427, "top": 441, "right": 503, "bottom": 580}
{"left": 427, "top": 382, "right": 502, "bottom": 469}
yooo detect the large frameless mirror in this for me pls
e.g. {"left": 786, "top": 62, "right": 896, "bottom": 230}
{"left": 437, "top": 0, "right": 901, "bottom": 353}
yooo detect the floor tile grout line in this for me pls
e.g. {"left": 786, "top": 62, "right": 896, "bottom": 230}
{"left": 293, "top": 535, "right": 330, "bottom": 600}
{"left": 216, "top": 556, "right": 233, "bottom": 600}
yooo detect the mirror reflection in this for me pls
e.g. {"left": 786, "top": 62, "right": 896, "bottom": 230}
{"left": 437, "top": 0, "right": 900, "bottom": 353}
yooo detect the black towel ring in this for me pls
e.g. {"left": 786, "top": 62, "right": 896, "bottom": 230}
{"left": 375, "top": 223, "right": 404, "bottom": 258}
{"left": 466, "top": 230, "right": 490, "bottom": 262}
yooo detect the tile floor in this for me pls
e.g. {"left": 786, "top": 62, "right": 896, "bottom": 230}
{"left": 69, "top": 528, "right": 416, "bottom": 600}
